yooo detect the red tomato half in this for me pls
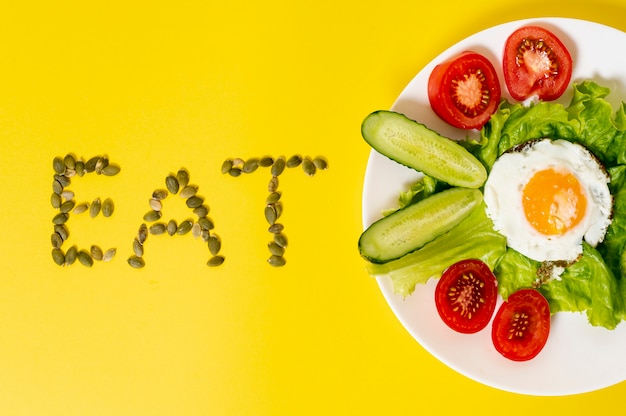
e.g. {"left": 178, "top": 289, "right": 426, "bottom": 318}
{"left": 428, "top": 51, "right": 501, "bottom": 130}
{"left": 435, "top": 259, "right": 498, "bottom": 334}
{"left": 491, "top": 288, "right": 551, "bottom": 362}
{"left": 503, "top": 25, "right": 573, "bottom": 101}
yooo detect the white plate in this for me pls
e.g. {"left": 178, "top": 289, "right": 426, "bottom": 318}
{"left": 362, "top": 18, "right": 626, "bottom": 396}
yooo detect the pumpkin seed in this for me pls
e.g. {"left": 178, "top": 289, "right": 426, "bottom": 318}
{"left": 264, "top": 204, "right": 277, "bottom": 225}
{"left": 302, "top": 157, "right": 316, "bottom": 176}
{"left": 149, "top": 222, "right": 167, "bottom": 235}
{"left": 267, "top": 254, "right": 286, "bottom": 267}
{"left": 102, "top": 248, "right": 116, "bottom": 262}
{"left": 65, "top": 245, "right": 78, "bottom": 266}
{"left": 90, "top": 245, "right": 103, "bottom": 261}
{"left": 266, "top": 191, "right": 281, "bottom": 204}
{"left": 52, "top": 179, "right": 63, "bottom": 195}
{"left": 73, "top": 202, "right": 89, "bottom": 214}
{"left": 85, "top": 156, "right": 99, "bottom": 173}
{"left": 75, "top": 160, "right": 85, "bottom": 176}
{"left": 53, "top": 157, "right": 65, "bottom": 174}
{"left": 267, "top": 241, "right": 285, "bottom": 256}
{"left": 259, "top": 156, "right": 274, "bottom": 167}
{"left": 102, "top": 198, "right": 114, "bottom": 217}
{"left": 268, "top": 223, "right": 284, "bottom": 234}
{"left": 221, "top": 159, "right": 233, "bottom": 174}
{"left": 90, "top": 198, "right": 101, "bottom": 218}
{"left": 201, "top": 228, "right": 210, "bottom": 242}
{"left": 54, "top": 224, "right": 69, "bottom": 241}
{"left": 78, "top": 250, "right": 94, "bottom": 267}
{"left": 271, "top": 157, "right": 286, "bottom": 176}
{"left": 137, "top": 223, "right": 148, "bottom": 244}
{"left": 208, "top": 235, "right": 221, "bottom": 255}
{"left": 149, "top": 198, "right": 162, "bottom": 212}
{"left": 152, "top": 189, "right": 168, "bottom": 200}
{"left": 61, "top": 190, "right": 75, "bottom": 201}
{"left": 52, "top": 248, "right": 65, "bottom": 265}
{"left": 60, "top": 200, "right": 75, "bottom": 214}
{"left": 243, "top": 158, "right": 259, "bottom": 173}
{"left": 143, "top": 210, "right": 162, "bottom": 222}
{"left": 177, "top": 220, "right": 193, "bottom": 235}
{"left": 64, "top": 168, "right": 76, "bottom": 177}
{"left": 192, "top": 222, "right": 202, "bottom": 238}
{"left": 55, "top": 173, "right": 71, "bottom": 187}
{"left": 228, "top": 167, "right": 242, "bottom": 177}
{"left": 207, "top": 255, "right": 225, "bottom": 267}
{"left": 286, "top": 154, "right": 302, "bottom": 168}
{"left": 127, "top": 255, "right": 145, "bottom": 268}
{"left": 165, "top": 174, "right": 180, "bottom": 194}
{"left": 167, "top": 219, "right": 178, "bottom": 236}
{"left": 95, "top": 156, "right": 109, "bottom": 174}
{"left": 102, "top": 164, "right": 121, "bottom": 176}
{"left": 52, "top": 213, "right": 69, "bottom": 225}
{"left": 176, "top": 168, "right": 190, "bottom": 188}
{"left": 179, "top": 185, "right": 198, "bottom": 199}
{"left": 133, "top": 237, "right": 144, "bottom": 257}
{"left": 313, "top": 156, "right": 328, "bottom": 170}
{"left": 197, "top": 216, "right": 214, "bottom": 230}
{"left": 233, "top": 158, "right": 244, "bottom": 167}
{"left": 193, "top": 205, "right": 209, "bottom": 218}
{"left": 186, "top": 195, "right": 204, "bottom": 209}
{"left": 274, "top": 201, "right": 283, "bottom": 219}
{"left": 63, "top": 154, "right": 76, "bottom": 170}
{"left": 51, "top": 192, "right": 62, "bottom": 209}
{"left": 268, "top": 176, "right": 279, "bottom": 193}
{"left": 51, "top": 233, "right": 63, "bottom": 249}
{"left": 274, "top": 232, "right": 288, "bottom": 248}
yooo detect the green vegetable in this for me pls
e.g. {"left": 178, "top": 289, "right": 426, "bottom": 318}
{"left": 470, "top": 80, "right": 626, "bottom": 330}
{"left": 366, "top": 202, "right": 507, "bottom": 297}
{"left": 359, "top": 187, "right": 482, "bottom": 264}
{"left": 361, "top": 110, "right": 487, "bottom": 188}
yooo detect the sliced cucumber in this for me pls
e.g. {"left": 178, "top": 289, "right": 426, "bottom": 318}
{"left": 361, "top": 110, "right": 487, "bottom": 188}
{"left": 359, "top": 187, "right": 483, "bottom": 263}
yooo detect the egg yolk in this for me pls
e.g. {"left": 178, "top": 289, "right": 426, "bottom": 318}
{"left": 522, "top": 168, "right": 587, "bottom": 236}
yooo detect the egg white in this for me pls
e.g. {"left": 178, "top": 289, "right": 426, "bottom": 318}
{"left": 483, "top": 139, "right": 612, "bottom": 262}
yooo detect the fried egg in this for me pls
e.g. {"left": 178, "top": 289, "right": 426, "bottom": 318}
{"left": 483, "top": 139, "right": 612, "bottom": 262}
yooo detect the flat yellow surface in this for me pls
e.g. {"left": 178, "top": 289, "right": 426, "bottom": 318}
{"left": 2, "top": 1, "right": 626, "bottom": 415}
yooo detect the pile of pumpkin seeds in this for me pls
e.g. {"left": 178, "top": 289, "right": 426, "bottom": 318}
{"left": 128, "top": 168, "right": 225, "bottom": 268}
{"left": 221, "top": 155, "right": 328, "bottom": 267}
{"left": 50, "top": 154, "right": 119, "bottom": 267}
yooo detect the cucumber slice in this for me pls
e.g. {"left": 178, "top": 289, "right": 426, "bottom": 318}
{"left": 361, "top": 110, "right": 487, "bottom": 188}
{"left": 359, "top": 187, "right": 483, "bottom": 263}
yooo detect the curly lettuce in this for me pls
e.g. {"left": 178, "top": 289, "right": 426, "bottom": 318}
{"left": 469, "top": 81, "right": 626, "bottom": 330}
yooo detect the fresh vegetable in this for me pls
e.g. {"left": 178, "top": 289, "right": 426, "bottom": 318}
{"left": 428, "top": 51, "right": 502, "bottom": 130}
{"left": 361, "top": 110, "right": 487, "bottom": 188}
{"left": 435, "top": 259, "right": 497, "bottom": 333}
{"left": 502, "top": 25, "right": 572, "bottom": 101}
{"left": 359, "top": 187, "right": 482, "bottom": 264}
{"left": 491, "top": 288, "right": 551, "bottom": 361}
{"left": 366, "top": 200, "right": 507, "bottom": 297}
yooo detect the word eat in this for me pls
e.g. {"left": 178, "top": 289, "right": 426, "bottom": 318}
{"left": 50, "top": 154, "right": 328, "bottom": 269}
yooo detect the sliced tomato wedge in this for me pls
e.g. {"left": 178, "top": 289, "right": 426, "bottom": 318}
{"left": 503, "top": 25, "right": 573, "bottom": 101}
{"left": 428, "top": 51, "right": 501, "bottom": 130}
{"left": 435, "top": 259, "right": 498, "bottom": 334}
{"left": 491, "top": 288, "right": 551, "bottom": 361}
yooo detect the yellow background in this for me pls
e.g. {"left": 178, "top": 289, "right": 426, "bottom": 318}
{"left": 1, "top": 1, "right": 626, "bottom": 415}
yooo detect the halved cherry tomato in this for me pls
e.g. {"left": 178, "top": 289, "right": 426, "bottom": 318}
{"left": 503, "top": 25, "right": 573, "bottom": 101}
{"left": 491, "top": 288, "right": 551, "bottom": 362}
{"left": 428, "top": 51, "right": 501, "bottom": 130}
{"left": 435, "top": 259, "right": 498, "bottom": 334}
